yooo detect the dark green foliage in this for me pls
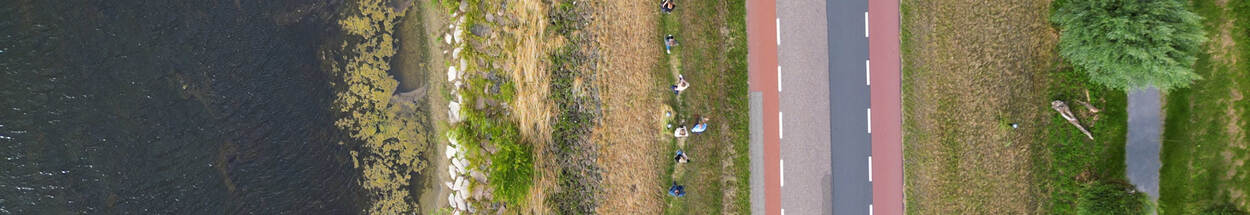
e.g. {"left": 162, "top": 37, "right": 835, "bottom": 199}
{"left": 1037, "top": 66, "right": 1129, "bottom": 214}
{"left": 1051, "top": 0, "right": 1207, "bottom": 91}
{"left": 487, "top": 135, "right": 533, "bottom": 204}
{"left": 1077, "top": 180, "right": 1150, "bottom": 215}
{"left": 453, "top": 77, "right": 533, "bottom": 206}
{"left": 452, "top": 98, "right": 534, "bottom": 206}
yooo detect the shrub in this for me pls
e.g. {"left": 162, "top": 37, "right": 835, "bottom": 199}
{"left": 1051, "top": 0, "right": 1207, "bottom": 91}
{"left": 487, "top": 137, "right": 533, "bottom": 205}
{"left": 1076, "top": 180, "right": 1150, "bottom": 215}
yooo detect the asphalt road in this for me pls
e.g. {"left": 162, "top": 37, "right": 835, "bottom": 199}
{"left": 777, "top": 0, "right": 870, "bottom": 213}
{"left": 777, "top": 0, "right": 832, "bottom": 213}
{"left": 825, "top": 0, "right": 872, "bottom": 214}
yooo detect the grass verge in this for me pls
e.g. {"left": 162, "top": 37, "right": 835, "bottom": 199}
{"left": 1159, "top": 0, "right": 1250, "bottom": 214}
{"left": 901, "top": 0, "right": 1128, "bottom": 213}
{"left": 659, "top": 0, "right": 751, "bottom": 213}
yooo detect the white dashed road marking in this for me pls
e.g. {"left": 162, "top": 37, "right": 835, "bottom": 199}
{"left": 780, "top": 159, "right": 785, "bottom": 187}
{"left": 867, "top": 108, "right": 872, "bottom": 133}
{"left": 864, "top": 12, "right": 870, "bottom": 38}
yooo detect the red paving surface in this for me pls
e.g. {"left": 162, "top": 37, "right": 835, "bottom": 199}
{"left": 745, "top": 0, "right": 780, "bottom": 214}
{"left": 869, "top": 0, "right": 903, "bottom": 214}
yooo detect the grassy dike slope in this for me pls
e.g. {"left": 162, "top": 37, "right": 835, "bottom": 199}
{"left": 1160, "top": 0, "right": 1250, "bottom": 213}
{"left": 901, "top": 0, "right": 1128, "bottom": 213}
{"left": 654, "top": 0, "right": 751, "bottom": 213}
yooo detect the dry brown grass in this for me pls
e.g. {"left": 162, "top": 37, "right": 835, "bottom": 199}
{"left": 587, "top": 0, "right": 667, "bottom": 214}
{"left": 510, "top": 0, "right": 553, "bottom": 145}
{"left": 901, "top": 0, "right": 1058, "bottom": 213}
{"left": 499, "top": 0, "right": 558, "bottom": 212}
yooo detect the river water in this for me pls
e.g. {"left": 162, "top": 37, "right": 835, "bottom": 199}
{"left": 1, "top": 0, "right": 370, "bottom": 213}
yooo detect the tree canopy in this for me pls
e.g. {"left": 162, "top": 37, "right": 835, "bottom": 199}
{"left": 1052, "top": 0, "right": 1207, "bottom": 91}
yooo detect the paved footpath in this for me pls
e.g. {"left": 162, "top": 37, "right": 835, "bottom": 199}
{"left": 1127, "top": 87, "right": 1161, "bottom": 200}
{"left": 746, "top": 0, "right": 781, "bottom": 213}
{"left": 865, "top": 0, "right": 905, "bottom": 212}
{"left": 868, "top": 0, "right": 904, "bottom": 213}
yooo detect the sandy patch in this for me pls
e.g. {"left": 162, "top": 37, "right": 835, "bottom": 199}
{"left": 1211, "top": 20, "right": 1240, "bottom": 66}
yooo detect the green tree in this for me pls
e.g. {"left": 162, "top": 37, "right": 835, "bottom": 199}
{"left": 1052, "top": 0, "right": 1207, "bottom": 91}
{"left": 1077, "top": 181, "right": 1151, "bottom": 215}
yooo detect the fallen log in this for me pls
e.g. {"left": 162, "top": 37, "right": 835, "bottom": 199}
{"left": 1052, "top": 100, "right": 1094, "bottom": 140}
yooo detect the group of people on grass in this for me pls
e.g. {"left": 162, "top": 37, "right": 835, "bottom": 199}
{"left": 661, "top": 0, "right": 700, "bottom": 198}
{"left": 672, "top": 115, "right": 709, "bottom": 138}
{"left": 668, "top": 114, "right": 705, "bottom": 198}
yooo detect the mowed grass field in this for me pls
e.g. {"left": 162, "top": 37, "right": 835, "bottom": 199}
{"left": 901, "top": 0, "right": 1128, "bottom": 214}
{"left": 1159, "top": 0, "right": 1250, "bottom": 214}
{"left": 657, "top": 0, "right": 751, "bottom": 213}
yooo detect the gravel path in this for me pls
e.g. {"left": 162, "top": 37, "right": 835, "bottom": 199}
{"left": 1127, "top": 87, "right": 1162, "bottom": 200}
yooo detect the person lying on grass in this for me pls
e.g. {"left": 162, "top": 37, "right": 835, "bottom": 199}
{"left": 665, "top": 35, "right": 678, "bottom": 54}
{"left": 660, "top": 0, "right": 675, "bottom": 14}
{"left": 668, "top": 183, "right": 686, "bottom": 197}
{"left": 674, "top": 125, "right": 689, "bottom": 138}
{"left": 671, "top": 74, "right": 689, "bottom": 95}
{"left": 674, "top": 149, "right": 691, "bottom": 164}
{"left": 690, "top": 115, "right": 709, "bottom": 134}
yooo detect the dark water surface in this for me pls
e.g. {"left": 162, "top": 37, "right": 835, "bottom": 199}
{"left": 1, "top": 0, "right": 367, "bottom": 213}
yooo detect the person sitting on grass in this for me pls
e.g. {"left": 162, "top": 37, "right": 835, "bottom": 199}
{"left": 660, "top": 0, "right": 675, "bottom": 14}
{"left": 671, "top": 74, "right": 689, "bottom": 95}
{"left": 674, "top": 125, "right": 689, "bottom": 138}
{"left": 665, "top": 35, "right": 678, "bottom": 54}
{"left": 690, "top": 115, "right": 709, "bottom": 134}
{"left": 668, "top": 182, "right": 686, "bottom": 197}
{"left": 674, "top": 149, "right": 691, "bottom": 163}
